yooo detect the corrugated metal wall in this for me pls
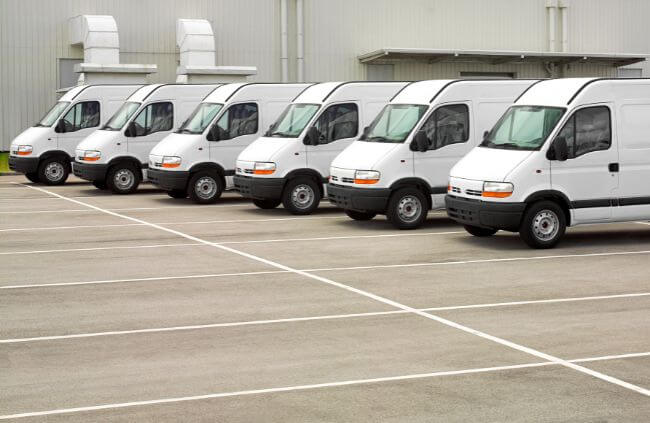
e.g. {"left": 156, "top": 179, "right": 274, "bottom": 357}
{"left": 1, "top": 0, "right": 649, "bottom": 150}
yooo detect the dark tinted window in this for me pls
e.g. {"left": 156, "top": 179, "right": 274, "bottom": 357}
{"left": 419, "top": 104, "right": 469, "bottom": 150}
{"left": 61, "top": 101, "right": 100, "bottom": 132}
{"left": 312, "top": 103, "right": 358, "bottom": 144}
{"left": 212, "top": 103, "right": 258, "bottom": 140}
{"left": 555, "top": 106, "right": 611, "bottom": 158}
{"left": 131, "top": 102, "right": 173, "bottom": 137}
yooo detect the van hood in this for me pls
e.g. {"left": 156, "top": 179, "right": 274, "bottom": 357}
{"left": 76, "top": 129, "right": 121, "bottom": 151}
{"left": 450, "top": 146, "right": 533, "bottom": 182}
{"left": 10, "top": 127, "right": 52, "bottom": 150}
{"left": 238, "top": 136, "right": 298, "bottom": 162}
{"left": 150, "top": 133, "right": 201, "bottom": 157}
{"left": 331, "top": 140, "right": 401, "bottom": 170}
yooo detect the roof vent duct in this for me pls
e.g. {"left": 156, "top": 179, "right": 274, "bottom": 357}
{"left": 175, "top": 18, "right": 257, "bottom": 83}
{"left": 68, "top": 15, "right": 156, "bottom": 86}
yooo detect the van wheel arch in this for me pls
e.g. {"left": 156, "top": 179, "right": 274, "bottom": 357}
{"left": 389, "top": 178, "right": 433, "bottom": 210}
{"left": 524, "top": 191, "right": 571, "bottom": 226}
{"left": 107, "top": 157, "right": 144, "bottom": 180}
{"left": 189, "top": 163, "right": 226, "bottom": 188}
{"left": 40, "top": 150, "right": 73, "bottom": 163}
{"left": 285, "top": 169, "right": 325, "bottom": 197}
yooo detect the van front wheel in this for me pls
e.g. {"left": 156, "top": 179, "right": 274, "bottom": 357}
{"left": 107, "top": 164, "right": 141, "bottom": 194}
{"left": 188, "top": 171, "right": 223, "bottom": 204}
{"left": 386, "top": 187, "right": 427, "bottom": 229}
{"left": 519, "top": 201, "right": 566, "bottom": 249}
{"left": 464, "top": 225, "right": 498, "bottom": 237}
{"left": 38, "top": 157, "right": 69, "bottom": 185}
{"left": 282, "top": 177, "right": 321, "bottom": 215}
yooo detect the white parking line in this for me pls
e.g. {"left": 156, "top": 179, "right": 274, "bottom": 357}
{"left": 0, "top": 203, "right": 252, "bottom": 214}
{"left": 1, "top": 351, "right": 648, "bottom": 420}
{"left": 0, "top": 231, "right": 462, "bottom": 255}
{"left": 0, "top": 243, "right": 201, "bottom": 256}
{"left": 0, "top": 216, "right": 345, "bottom": 232}
{"left": 2, "top": 292, "right": 648, "bottom": 343}
{"left": 20, "top": 183, "right": 650, "bottom": 399}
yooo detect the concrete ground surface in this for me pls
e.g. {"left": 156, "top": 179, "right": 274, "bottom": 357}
{"left": 1, "top": 173, "right": 649, "bottom": 422}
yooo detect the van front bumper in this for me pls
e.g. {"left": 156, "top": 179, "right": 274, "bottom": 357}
{"left": 73, "top": 161, "right": 108, "bottom": 182}
{"left": 234, "top": 175, "right": 285, "bottom": 200}
{"left": 327, "top": 183, "right": 391, "bottom": 212}
{"left": 445, "top": 194, "right": 526, "bottom": 231}
{"left": 147, "top": 168, "right": 189, "bottom": 191}
{"left": 8, "top": 156, "right": 39, "bottom": 174}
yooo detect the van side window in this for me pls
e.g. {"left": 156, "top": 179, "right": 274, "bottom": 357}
{"left": 131, "top": 102, "right": 174, "bottom": 137}
{"left": 213, "top": 103, "right": 258, "bottom": 140}
{"left": 313, "top": 103, "right": 358, "bottom": 144}
{"left": 61, "top": 101, "right": 100, "bottom": 132}
{"left": 420, "top": 104, "right": 469, "bottom": 150}
{"left": 556, "top": 106, "right": 611, "bottom": 158}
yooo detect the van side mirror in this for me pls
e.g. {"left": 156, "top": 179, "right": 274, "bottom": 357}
{"left": 361, "top": 126, "right": 370, "bottom": 139}
{"left": 124, "top": 121, "right": 136, "bottom": 138}
{"left": 483, "top": 130, "right": 490, "bottom": 141}
{"left": 409, "top": 131, "right": 429, "bottom": 152}
{"left": 206, "top": 125, "right": 220, "bottom": 141}
{"left": 265, "top": 122, "right": 277, "bottom": 137}
{"left": 547, "top": 136, "right": 568, "bottom": 161}
{"left": 303, "top": 127, "right": 321, "bottom": 146}
{"left": 54, "top": 119, "right": 66, "bottom": 134}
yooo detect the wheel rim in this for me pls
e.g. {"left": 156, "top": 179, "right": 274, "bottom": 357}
{"left": 44, "top": 162, "right": 65, "bottom": 182}
{"left": 195, "top": 177, "right": 217, "bottom": 200}
{"left": 396, "top": 195, "right": 422, "bottom": 223}
{"left": 113, "top": 169, "right": 135, "bottom": 191}
{"left": 291, "top": 184, "right": 314, "bottom": 209}
{"left": 532, "top": 209, "right": 560, "bottom": 241}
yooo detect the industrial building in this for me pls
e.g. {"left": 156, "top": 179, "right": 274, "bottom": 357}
{"left": 1, "top": 0, "right": 649, "bottom": 152}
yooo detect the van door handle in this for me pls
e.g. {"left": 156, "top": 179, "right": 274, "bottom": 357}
{"left": 608, "top": 163, "right": 619, "bottom": 172}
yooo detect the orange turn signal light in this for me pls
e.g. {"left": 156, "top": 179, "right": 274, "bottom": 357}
{"left": 162, "top": 162, "right": 180, "bottom": 168}
{"left": 354, "top": 179, "right": 379, "bottom": 184}
{"left": 482, "top": 191, "right": 512, "bottom": 198}
{"left": 17, "top": 151, "right": 31, "bottom": 156}
{"left": 253, "top": 169, "right": 275, "bottom": 175}
{"left": 82, "top": 156, "right": 100, "bottom": 161}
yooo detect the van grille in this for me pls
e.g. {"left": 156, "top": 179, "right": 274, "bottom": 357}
{"left": 466, "top": 189, "right": 482, "bottom": 197}
{"left": 330, "top": 175, "right": 339, "bottom": 182}
{"left": 450, "top": 186, "right": 461, "bottom": 194}
{"left": 341, "top": 177, "right": 354, "bottom": 183}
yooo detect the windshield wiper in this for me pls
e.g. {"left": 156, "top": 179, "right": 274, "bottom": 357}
{"left": 268, "top": 131, "right": 293, "bottom": 137}
{"left": 367, "top": 136, "right": 390, "bottom": 143}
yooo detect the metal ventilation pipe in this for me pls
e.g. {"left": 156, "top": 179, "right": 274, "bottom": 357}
{"left": 296, "top": 0, "right": 305, "bottom": 82}
{"left": 176, "top": 19, "right": 216, "bottom": 68}
{"left": 69, "top": 15, "right": 120, "bottom": 64}
{"left": 546, "top": 0, "right": 557, "bottom": 52}
{"left": 280, "top": 0, "right": 289, "bottom": 82}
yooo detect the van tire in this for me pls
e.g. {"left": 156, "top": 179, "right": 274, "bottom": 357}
{"left": 92, "top": 180, "right": 108, "bottom": 190}
{"left": 519, "top": 200, "right": 566, "bottom": 249}
{"left": 345, "top": 210, "right": 376, "bottom": 221}
{"left": 253, "top": 199, "right": 281, "bottom": 209}
{"left": 38, "top": 157, "right": 69, "bottom": 185}
{"left": 107, "top": 163, "right": 141, "bottom": 195}
{"left": 25, "top": 172, "right": 40, "bottom": 183}
{"left": 464, "top": 225, "right": 498, "bottom": 237}
{"left": 167, "top": 189, "right": 187, "bottom": 199}
{"left": 188, "top": 171, "right": 223, "bottom": 204}
{"left": 282, "top": 176, "right": 321, "bottom": 215}
{"left": 386, "top": 187, "right": 428, "bottom": 229}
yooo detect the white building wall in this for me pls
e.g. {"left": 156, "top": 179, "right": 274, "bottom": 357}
{"left": 1, "top": 0, "right": 649, "bottom": 151}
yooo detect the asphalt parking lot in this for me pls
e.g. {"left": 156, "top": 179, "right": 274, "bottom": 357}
{"left": 1, "top": 174, "right": 649, "bottom": 422}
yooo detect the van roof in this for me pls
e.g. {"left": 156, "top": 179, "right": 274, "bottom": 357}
{"left": 58, "top": 84, "right": 144, "bottom": 102}
{"left": 515, "top": 78, "right": 596, "bottom": 107}
{"left": 126, "top": 84, "right": 221, "bottom": 103}
{"left": 202, "top": 83, "right": 310, "bottom": 104}
{"left": 294, "top": 81, "right": 407, "bottom": 104}
{"left": 392, "top": 79, "right": 539, "bottom": 105}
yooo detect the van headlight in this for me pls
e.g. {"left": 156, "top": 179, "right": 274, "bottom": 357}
{"left": 482, "top": 181, "right": 514, "bottom": 198}
{"left": 81, "top": 150, "right": 101, "bottom": 161}
{"left": 162, "top": 156, "right": 182, "bottom": 168}
{"left": 254, "top": 162, "right": 276, "bottom": 175}
{"left": 16, "top": 145, "right": 33, "bottom": 156}
{"left": 354, "top": 170, "right": 380, "bottom": 184}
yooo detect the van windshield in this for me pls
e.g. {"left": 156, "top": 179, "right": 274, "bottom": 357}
{"left": 360, "top": 104, "right": 428, "bottom": 143}
{"left": 35, "top": 102, "right": 70, "bottom": 127}
{"left": 266, "top": 103, "right": 320, "bottom": 138}
{"left": 177, "top": 103, "right": 224, "bottom": 134}
{"left": 480, "top": 106, "right": 565, "bottom": 151}
{"left": 102, "top": 102, "right": 141, "bottom": 131}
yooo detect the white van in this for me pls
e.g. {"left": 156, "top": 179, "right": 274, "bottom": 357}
{"left": 446, "top": 77, "right": 650, "bottom": 248}
{"left": 328, "top": 79, "right": 537, "bottom": 229}
{"left": 147, "top": 83, "right": 309, "bottom": 203}
{"left": 73, "top": 84, "right": 220, "bottom": 194}
{"left": 8, "top": 85, "right": 141, "bottom": 185}
{"left": 234, "top": 81, "right": 407, "bottom": 214}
